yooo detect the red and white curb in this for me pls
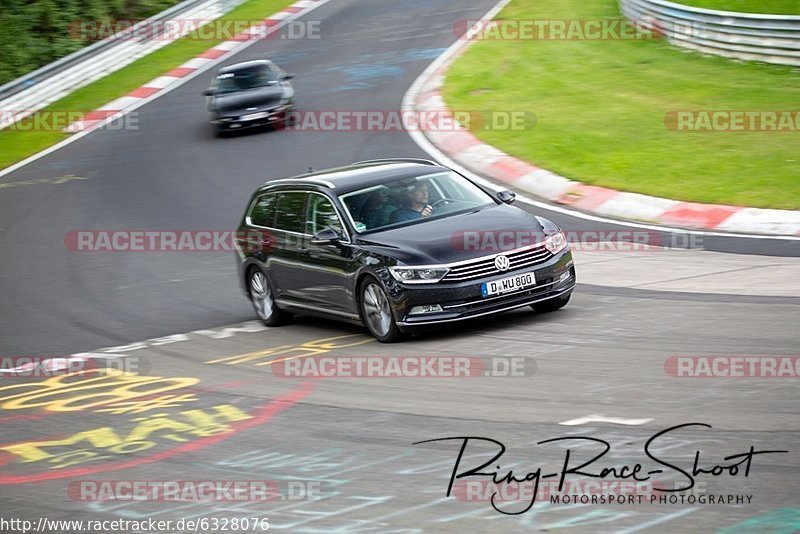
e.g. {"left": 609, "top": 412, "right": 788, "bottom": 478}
{"left": 405, "top": 3, "right": 800, "bottom": 237}
{"left": 64, "top": 0, "right": 326, "bottom": 133}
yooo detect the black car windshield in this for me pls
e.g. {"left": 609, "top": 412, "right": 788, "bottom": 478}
{"left": 215, "top": 65, "right": 278, "bottom": 94}
{"left": 341, "top": 171, "right": 496, "bottom": 233}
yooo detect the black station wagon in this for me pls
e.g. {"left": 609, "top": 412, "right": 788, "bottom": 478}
{"left": 235, "top": 159, "right": 576, "bottom": 342}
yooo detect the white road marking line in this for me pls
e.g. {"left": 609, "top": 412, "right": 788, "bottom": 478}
{"left": 559, "top": 415, "right": 654, "bottom": 426}
{"left": 65, "top": 321, "right": 267, "bottom": 360}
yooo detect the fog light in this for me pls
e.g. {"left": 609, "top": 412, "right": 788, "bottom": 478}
{"left": 410, "top": 304, "right": 443, "bottom": 315}
{"left": 558, "top": 271, "right": 571, "bottom": 282}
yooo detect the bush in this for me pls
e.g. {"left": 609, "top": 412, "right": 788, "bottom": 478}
{"left": 0, "top": 0, "right": 181, "bottom": 86}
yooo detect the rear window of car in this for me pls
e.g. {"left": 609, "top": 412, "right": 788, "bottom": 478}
{"left": 249, "top": 193, "right": 277, "bottom": 227}
{"left": 273, "top": 192, "right": 307, "bottom": 233}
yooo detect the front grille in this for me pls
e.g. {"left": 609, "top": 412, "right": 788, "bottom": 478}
{"left": 442, "top": 245, "right": 553, "bottom": 282}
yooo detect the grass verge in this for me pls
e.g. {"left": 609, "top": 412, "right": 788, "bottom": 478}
{"left": 442, "top": 0, "right": 800, "bottom": 209}
{"left": 0, "top": 0, "right": 294, "bottom": 172}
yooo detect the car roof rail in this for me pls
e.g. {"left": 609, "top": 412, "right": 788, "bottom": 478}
{"left": 352, "top": 158, "right": 439, "bottom": 167}
{"left": 266, "top": 178, "right": 336, "bottom": 189}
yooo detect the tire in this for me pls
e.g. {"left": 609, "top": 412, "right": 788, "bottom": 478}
{"left": 531, "top": 293, "right": 571, "bottom": 313}
{"left": 248, "top": 268, "right": 291, "bottom": 326}
{"left": 360, "top": 278, "right": 404, "bottom": 342}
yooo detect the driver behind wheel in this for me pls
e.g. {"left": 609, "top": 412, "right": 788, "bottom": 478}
{"left": 389, "top": 183, "right": 432, "bottom": 223}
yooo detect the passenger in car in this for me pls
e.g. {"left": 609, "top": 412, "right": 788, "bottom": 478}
{"left": 360, "top": 191, "right": 393, "bottom": 229}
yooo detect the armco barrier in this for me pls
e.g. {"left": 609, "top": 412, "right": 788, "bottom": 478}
{"left": 619, "top": 0, "right": 800, "bottom": 66}
{"left": 0, "top": 0, "right": 246, "bottom": 130}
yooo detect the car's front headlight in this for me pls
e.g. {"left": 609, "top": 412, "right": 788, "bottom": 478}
{"left": 213, "top": 111, "right": 235, "bottom": 121}
{"left": 389, "top": 266, "right": 449, "bottom": 284}
{"left": 545, "top": 231, "right": 568, "bottom": 255}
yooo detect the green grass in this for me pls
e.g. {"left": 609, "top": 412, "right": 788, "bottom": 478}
{"left": 0, "top": 0, "right": 293, "bottom": 171}
{"left": 443, "top": 0, "right": 800, "bottom": 209}
{"left": 673, "top": 0, "right": 800, "bottom": 15}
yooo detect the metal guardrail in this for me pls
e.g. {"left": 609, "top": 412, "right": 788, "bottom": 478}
{"left": 619, "top": 0, "right": 800, "bottom": 67}
{"left": 0, "top": 0, "right": 246, "bottom": 129}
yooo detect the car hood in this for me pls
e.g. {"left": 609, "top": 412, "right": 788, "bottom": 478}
{"left": 212, "top": 85, "right": 285, "bottom": 116}
{"left": 357, "top": 203, "right": 548, "bottom": 265}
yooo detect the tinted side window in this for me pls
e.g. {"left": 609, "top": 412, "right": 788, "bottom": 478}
{"left": 274, "top": 192, "right": 307, "bottom": 233}
{"left": 249, "top": 194, "right": 276, "bottom": 227}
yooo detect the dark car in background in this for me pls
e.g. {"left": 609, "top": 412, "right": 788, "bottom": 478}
{"left": 235, "top": 159, "right": 576, "bottom": 342}
{"left": 204, "top": 60, "right": 295, "bottom": 135}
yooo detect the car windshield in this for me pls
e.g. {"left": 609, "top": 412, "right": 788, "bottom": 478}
{"left": 215, "top": 65, "right": 278, "bottom": 94}
{"left": 340, "top": 171, "right": 496, "bottom": 233}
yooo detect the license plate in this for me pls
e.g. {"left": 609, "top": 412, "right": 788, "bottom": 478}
{"left": 241, "top": 112, "right": 269, "bottom": 121}
{"left": 481, "top": 272, "right": 535, "bottom": 297}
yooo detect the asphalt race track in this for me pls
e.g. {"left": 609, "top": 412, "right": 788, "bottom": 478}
{"left": 0, "top": 0, "right": 798, "bottom": 532}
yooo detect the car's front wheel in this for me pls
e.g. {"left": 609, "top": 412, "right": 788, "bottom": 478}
{"left": 360, "top": 278, "right": 403, "bottom": 342}
{"left": 248, "top": 268, "right": 290, "bottom": 326}
{"left": 531, "top": 293, "right": 571, "bottom": 313}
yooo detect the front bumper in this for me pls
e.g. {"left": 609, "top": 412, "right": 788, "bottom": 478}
{"left": 212, "top": 107, "right": 292, "bottom": 131}
{"left": 389, "top": 249, "right": 575, "bottom": 329}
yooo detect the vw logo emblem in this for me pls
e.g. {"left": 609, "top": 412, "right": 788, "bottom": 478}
{"left": 494, "top": 255, "right": 510, "bottom": 272}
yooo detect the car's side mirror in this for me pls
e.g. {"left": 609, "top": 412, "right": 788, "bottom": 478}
{"left": 202, "top": 89, "right": 214, "bottom": 96}
{"left": 281, "top": 74, "right": 295, "bottom": 81}
{"left": 311, "top": 228, "right": 339, "bottom": 245}
{"left": 497, "top": 189, "right": 516, "bottom": 204}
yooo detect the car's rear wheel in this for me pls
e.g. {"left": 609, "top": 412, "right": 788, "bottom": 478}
{"left": 531, "top": 293, "right": 571, "bottom": 313}
{"left": 360, "top": 279, "right": 403, "bottom": 342}
{"left": 248, "top": 269, "right": 290, "bottom": 326}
